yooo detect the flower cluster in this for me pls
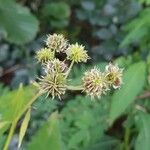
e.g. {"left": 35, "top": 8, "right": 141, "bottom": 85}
{"left": 82, "top": 63, "right": 123, "bottom": 98}
{"left": 35, "top": 33, "right": 123, "bottom": 100}
{"left": 35, "top": 33, "right": 90, "bottom": 99}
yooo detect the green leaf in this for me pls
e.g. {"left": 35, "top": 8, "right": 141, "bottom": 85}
{"left": 135, "top": 113, "right": 150, "bottom": 150}
{"left": 139, "top": 0, "right": 150, "bottom": 4}
{"left": 18, "top": 108, "right": 31, "bottom": 148}
{"left": 42, "top": 2, "right": 70, "bottom": 19}
{"left": 109, "top": 62, "right": 146, "bottom": 124}
{"left": 0, "top": 0, "right": 39, "bottom": 44}
{"left": 84, "top": 136, "right": 120, "bottom": 150}
{"left": 61, "top": 96, "right": 109, "bottom": 149}
{"left": 120, "top": 8, "right": 150, "bottom": 47}
{"left": 0, "top": 85, "right": 37, "bottom": 137}
{"left": 28, "top": 112, "right": 62, "bottom": 150}
{"left": 0, "top": 121, "right": 9, "bottom": 130}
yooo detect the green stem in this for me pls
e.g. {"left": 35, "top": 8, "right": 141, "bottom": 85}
{"left": 67, "top": 85, "right": 84, "bottom": 91}
{"left": 3, "top": 120, "right": 17, "bottom": 150}
{"left": 3, "top": 92, "right": 42, "bottom": 150}
{"left": 16, "top": 92, "right": 43, "bottom": 121}
{"left": 65, "top": 61, "right": 74, "bottom": 79}
{"left": 124, "top": 127, "right": 130, "bottom": 150}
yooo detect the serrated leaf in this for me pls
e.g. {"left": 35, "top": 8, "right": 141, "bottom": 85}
{"left": 18, "top": 108, "right": 31, "bottom": 148}
{"left": 0, "top": 0, "right": 39, "bottom": 44}
{"left": 109, "top": 62, "right": 146, "bottom": 124}
{"left": 135, "top": 113, "right": 150, "bottom": 150}
{"left": 28, "top": 112, "right": 62, "bottom": 150}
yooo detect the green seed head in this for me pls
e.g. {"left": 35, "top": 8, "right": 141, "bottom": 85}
{"left": 36, "top": 48, "right": 54, "bottom": 63}
{"left": 39, "top": 73, "right": 66, "bottom": 99}
{"left": 66, "top": 43, "right": 90, "bottom": 63}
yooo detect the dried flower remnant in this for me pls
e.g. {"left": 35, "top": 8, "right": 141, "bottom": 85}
{"left": 36, "top": 48, "right": 54, "bottom": 63}
{"left": 46, "top": 33, "right": 68, "bottom": 53}
{"left": 105, "top": 63, "right": 123, "bottom": 89}
{"left": 66, "top": 43, "right": 90, "bottom": 63}
{"left": 82, "top": 67, "right": 109, "bottom": 98}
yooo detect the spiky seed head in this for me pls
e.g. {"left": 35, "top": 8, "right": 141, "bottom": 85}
{"left": 39, "top": 73, "right": 66, "bottom": 99}
{"left": 46, "top": 33, "right": 68, "bottom": 53}
{"left": 82, "top": 67, "right": 109, "bottom": 98}
{"left": 66, "top": 43, "right": 90, "bottom": 63}
{"left": 36, "top": 48, "right": 54, "bottom": 63}
{"left": 44, "top": 59, "right": 68, "bottom": 75}
{"left": 105, "top": 63, "right": 123, "bottom": 89}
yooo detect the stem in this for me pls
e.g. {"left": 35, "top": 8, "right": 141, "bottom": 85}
{"left": 3, "top": 120, "right": 17, "bottom": 150}
{"left": 124, "top": 127, "right": 130, "bottom": 150}
{"left": 3, "top": 92, "right": 42, "bottom": 150}
{"left": 67, "top": 85, "right": 84, "bottom": 91}
{"left": 17, "top": 92, "right": 43, "bottom": 121}
{"left": 135, "top": 91, "right": 150, "bottom": 100}
{"left": 65, "top": 61, "right": 74, "bottom": 79}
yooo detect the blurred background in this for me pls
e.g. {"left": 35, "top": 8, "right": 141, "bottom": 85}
{"left": 0, "top": 0, "right": 150, "bottom": 150}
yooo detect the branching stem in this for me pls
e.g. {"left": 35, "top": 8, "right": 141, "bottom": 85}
{"left": 65, "top": 61, "right": 74, "bottom": 79}
{"left": 67, "top": 85, "right": 84, "bottom": 91}
{"left": 3, "top": 92, "right": 42, "bottom": 150}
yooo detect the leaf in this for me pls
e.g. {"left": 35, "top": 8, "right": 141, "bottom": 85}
{"left": 0, "top": 121, "right": 9, "bottom": 130}
{"left": 135, "top": 113, "right": 150, "bottom": 150}
{"left": 42, "top": 2, "right": 70, "bottom": 19}
{"left": 68, "top": 130, "right": 89, "bottom": 149}
{"left": 109, "top": 62, "right": 146, "bottom": 124}
{"left": 18, "top": 108, "right": 31, "bottom": 148}
{"left": 84, "top": 136, "right": 120, "bottom": 150}
{"left": 61, "top": 96, "right": 109, "bottom": 149}
{"left": 139, "top": 0, "right": 150, "bottom": 4}
{"left": 0, "top": 85, "right": 37, "bottom": 137}
{"left": 0, "top": 0, "right": 39, "bottom": 44}
{"left": 28, "top": 112, "right": 62, "bottom": 150}
{"left": 120, "top": 8, "right": 150, "bottom": 47}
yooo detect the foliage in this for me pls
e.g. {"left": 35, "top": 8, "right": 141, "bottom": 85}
{"left": 60, "top": 96, "right": 110, "bottom": 150}
{"left": 109, "top": 61, "right": 146, "bottom": 123}
{"left": 0, "top": 0, "right": 39, "bottom": 44}
{"left": 0, "top": 0, "right": 150, "bottom": 150}
{"left": 28, "top": 112, "right": 62, "bottom": 150}
{"left": 135, "top": 112, "right": 150, "bottom": 150}
{"left": 42, "top": 2, "right": 70, "bottom": 29}
{"left": 121, "top": 8, "right": 150, "bottom": 48}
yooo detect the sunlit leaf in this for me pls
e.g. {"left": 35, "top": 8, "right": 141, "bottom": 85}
{"left": 18, "top": 108, "right": 31, "bottom": 148}
{"left": 0, "top": 85, "right": 37, "bottom": 137}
